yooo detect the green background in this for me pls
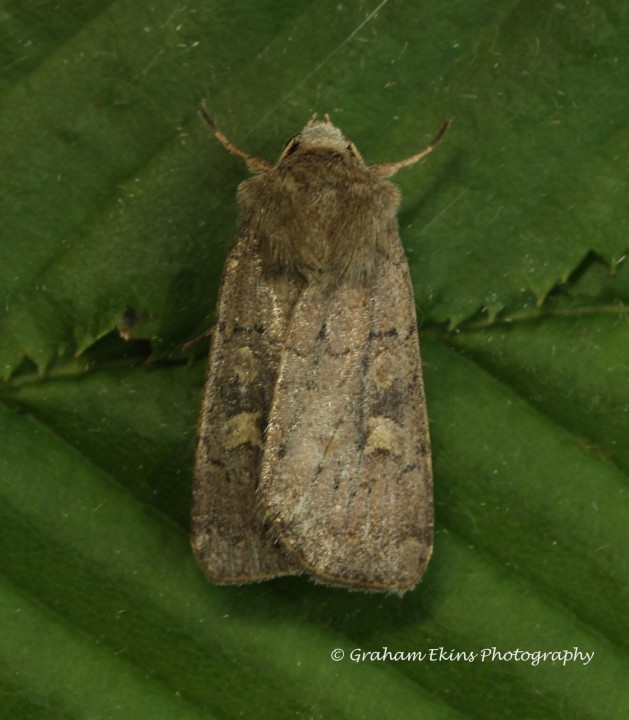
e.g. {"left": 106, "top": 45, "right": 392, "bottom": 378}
{"left": 1, "top": 1, "right": 627, "bottom": 717}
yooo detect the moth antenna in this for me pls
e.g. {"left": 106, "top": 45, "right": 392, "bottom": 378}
{"left": 306, "top": 113, "right": 318, "bottom": 126}
{"left": 198, "top": 101, "right": 272, "bottom": 174}
{"left": 323, "top": 113, "right": 332, "bottom": 124}
{"left": 371, "top": 119, "right": 451, "bottom": 177}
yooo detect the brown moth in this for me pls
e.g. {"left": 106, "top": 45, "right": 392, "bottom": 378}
{"left": 192, "top": 103, "right": 449, "bottom": 594}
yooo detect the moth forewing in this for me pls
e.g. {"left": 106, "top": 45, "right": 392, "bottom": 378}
{"left": 192, "top": 104, "right": 446, "bottom": 593}
{"left": 258, "top": 224, "right": 433, "bottom": 594}
{"left": 191, "top": 227, "right": 303, "bottom": 582}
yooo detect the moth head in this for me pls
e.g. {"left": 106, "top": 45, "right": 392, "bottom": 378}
{"left": 279, "top": 114, "right": 364, "bottom": 164}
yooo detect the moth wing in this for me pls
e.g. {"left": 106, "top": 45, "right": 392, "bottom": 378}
{"left": 259, "top": 241, "right": 433, "bottom": 593}
{"left": 192, "top": 228, "right": 303, "bottom": 582}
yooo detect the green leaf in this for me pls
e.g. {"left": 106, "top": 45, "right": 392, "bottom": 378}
{"left": 1, "top": 1, "right": 627, "bottom": 719}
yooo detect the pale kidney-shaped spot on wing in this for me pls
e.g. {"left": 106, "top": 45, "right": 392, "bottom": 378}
{"left": 364, "top": 416, "right": 404, "bottom": 455}
{"left": 223, "top": 412, "right": 263, "bottom": 450}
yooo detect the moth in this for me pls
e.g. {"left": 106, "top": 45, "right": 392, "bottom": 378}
{"left": 192, "top": 103, "right": 449, "bottom": 594}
